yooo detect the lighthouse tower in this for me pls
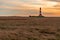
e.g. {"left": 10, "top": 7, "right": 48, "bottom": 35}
{"left": 39, "top": 7, "right": 44, "bottom": 17}
{"left": 39, "top": 7, "right": 42, "bottom": 16}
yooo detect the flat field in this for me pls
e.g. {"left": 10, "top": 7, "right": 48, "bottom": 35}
{"left": 0, "top": 17, "right": 60, "bottom": 40}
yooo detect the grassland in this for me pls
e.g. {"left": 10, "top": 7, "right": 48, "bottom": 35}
{"left": 0, "top": 17, "right": 60, "bottom": 40}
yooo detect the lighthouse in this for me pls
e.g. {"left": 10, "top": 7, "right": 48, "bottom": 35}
{"left": 29, "top": 7, "right": 44, "bottom": 17}
{"left": 39, "top": 7, "right": 44, "bottom": 17}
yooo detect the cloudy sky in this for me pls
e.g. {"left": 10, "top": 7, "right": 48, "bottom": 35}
{"left": 0, "top": 0, "right": 60, "bottom": 17}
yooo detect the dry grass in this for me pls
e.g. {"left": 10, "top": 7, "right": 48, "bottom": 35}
{"left": 0, "top": 17, "right": 59, "bottom": 40}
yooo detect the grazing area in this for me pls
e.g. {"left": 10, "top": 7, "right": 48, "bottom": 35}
{"left": 0, "top": 17, "right": 60, "bottom": 40}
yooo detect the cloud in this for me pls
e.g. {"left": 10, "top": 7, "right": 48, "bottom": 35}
{"left": 54, "top": 2, "right": 60, "bottom": 7}
{"left": 0, "top": 0, "right": 58, "bottom": 8}
{"left": 20, "top": 0, "right": 58, "bottom": 8}
{"left": 48, "top": 0, "right": 60, "bottom": 2}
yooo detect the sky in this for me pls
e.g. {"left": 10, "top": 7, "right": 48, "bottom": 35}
{"left": 0, "top": 0, "right": 60, "bottom": 17}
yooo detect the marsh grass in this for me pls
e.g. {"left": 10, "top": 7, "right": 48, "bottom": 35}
{"left": 0, "top": 17, "right": 59, "bottom": 40}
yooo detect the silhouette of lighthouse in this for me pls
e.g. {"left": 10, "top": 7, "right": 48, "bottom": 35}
{"left": 39, "top": 7, "right": 44, "bottom": 17}
{"left": 39, "top": 7, "right": 42, "bottom": 16}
